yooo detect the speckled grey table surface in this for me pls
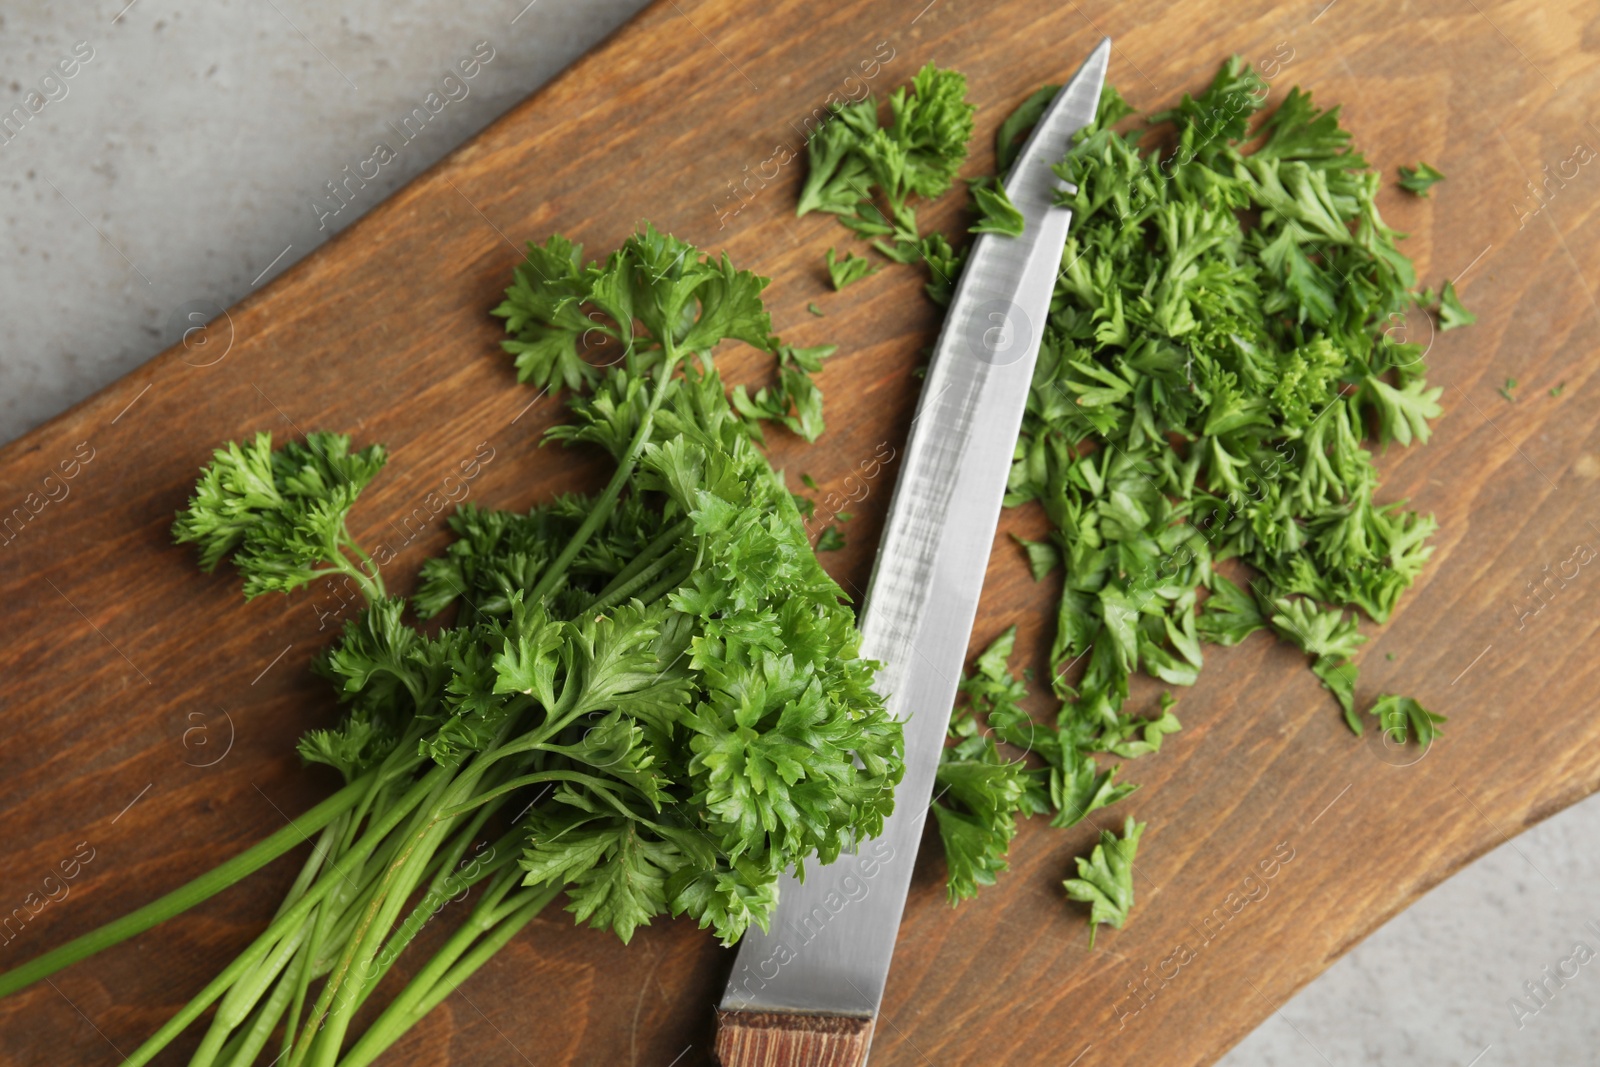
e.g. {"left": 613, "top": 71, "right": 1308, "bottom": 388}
{"left": 2, "top": 2, "right": 1597, "bottom": 1065}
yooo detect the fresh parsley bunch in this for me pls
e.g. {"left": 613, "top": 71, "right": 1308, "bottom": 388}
{"left": 0, "top": 227, "right": 902, "bottom": 1067}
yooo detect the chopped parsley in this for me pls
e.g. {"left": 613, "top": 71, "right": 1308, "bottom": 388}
{"left": 1373, "top": 693, "right": 1447, "bottom": 747}
{"left": 934, "top": 628, "right": 1138, "bottom": 905}
{"left": 805, "top": 57, "right": 1459, "bottom": 937}
{"left": 1063, "top": 817, "right": 1145, "bottom": 947}
{"left": 1397, "top": 161, "right": 1446, "bottom": 196}
{"left": 1439, "top": 279, "right": 1475, "bottom": 330}
{"left": 825, "top": 247, "right": 878, "bottom": 290}
{"left": 968, "top": 176, "right": 1026, "bottom": 237}
{"left": 801, "top": 65, "right": 977, "bottom": 299}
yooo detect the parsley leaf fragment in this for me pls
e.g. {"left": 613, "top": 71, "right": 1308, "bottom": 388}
{"left": 1398, "top": 161, "right": 1446, "bottom": 196}
{"left": 1063, "top": 817, "right": 1144, "bottom": 947}
{"left": 996, "top": 84, "right": 1060, "bottom": 175}
{"left": 800, "top": 65, "right": 977, "bottom": 297}
{"left": 968, "top": 177, "right": 1025, "bottom": 237}
{"left": 825, "top": 247, "right": 878, "bottom": 290}
{"left": 934, "top": 627, "right": 1139, "bottom": 906}
{"left": 1439, "top": 279, "right": 1475, "bottom": 330}
{"left": 1371, "top": 693, "right": 1446, "bottom": 747}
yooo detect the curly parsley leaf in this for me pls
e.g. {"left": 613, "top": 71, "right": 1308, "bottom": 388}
{"left": 934, "top": 626, "right": 1139, "bottom": 904}
{"left": 1050, "top": 746, "right": 1138, "bottom": 830}
{"left": 173, "top": 430, "right": 387, "bottom": 600}
{"left": 492, "top": 225, "right": 847, "bottom": 446}
{"left": 1270, "top": 596, "right": 1368, "bottom": 661}
{"left": 800, "top": 65, "right": 976, "bottom": 299}
{"left": 933, "top": 751, "right": 1032, "bottom": 904}
{"left": 730, "top": 344, "right": 837, "bottom": 443}
{"left": 996, "top": 84, "right": 1060, "bottom": 175}
{"left": 1197, "top": 574, "right": 1268, "bottom": 646}
{"left": 1313, "top": 655, "right": 1361, "bottom": 735}
{"left": 816, "top": 525, "right": 846, "bottom": 552}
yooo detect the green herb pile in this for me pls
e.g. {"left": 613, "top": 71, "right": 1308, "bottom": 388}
{"left": 1021, "top": 60, "right": 1453, "bottom": 741}
{"left": 798, "top": 62, "right": 1025, "bottom": 305}
{"left": 801, "top": 58, "right": 1463, "bottom": 939}
{"left": 0, "top": 226, "right": 901, "bottom": 1065}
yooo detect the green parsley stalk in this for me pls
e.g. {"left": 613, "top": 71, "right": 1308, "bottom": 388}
{"left": 0, "top": 767, "right": 379, "bottom": 1001}
{"left": 525, "top": 345, "right": 681, "bottom": 604}
{"left": 120, "top": 761, "right": 456, "bottom": 1066}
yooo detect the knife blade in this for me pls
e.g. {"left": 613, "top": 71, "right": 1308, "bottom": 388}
{"left": 714, "top": 38, "right": 1111, "bottom": 1067}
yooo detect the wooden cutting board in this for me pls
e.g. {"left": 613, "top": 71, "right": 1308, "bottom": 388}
{"left": 2, "top": 0, "right": 1595, "bottom": 1063}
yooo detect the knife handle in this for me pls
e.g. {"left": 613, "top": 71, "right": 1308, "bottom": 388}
{"left": 714, "top": 1009, "right": 874, "bottom": 1067}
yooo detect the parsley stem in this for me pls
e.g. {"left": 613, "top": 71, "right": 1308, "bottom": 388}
{"left": 438, "top": 768, "right": 634, "bottom": 821}
{"left": 336, "top": 878, "right": 562, "bottom": 1067}
{"left": 337, "top": 520, "right": 385, "bottom": 601}
{"left": 187, "top": 814, "right": 350, "bottom": 1067}
{"left": 587, "top": 541, "right": 686, "bottom": 614}
{"left": 215, "top": 952, "right": 300, "bottom": 1067}
{"left": 190, "top": 918, "right": 311, "bottom": 1066}
{"left": 0, "top": 774, "right": 369, "bottom": 1000}
{"left": 199, "top": 794, "right": 514, "bottom": 1067}
{"left": 527, "top": 353, "right": 680, "bottom": 604}
{"left": 342, "top": 798, "right": 520, "bottom": 1018}
{"left": 281, "top": 870, "right": 344, "bottom": 1061}
{"left": 631, "top": 559, "right": 695, "bottom": 609}
{"left": 584, "top": 515, "right": 693, "bottom": 611}
{"left": 297, "top": 732, "right": 513, "bottom": 1067}
{"left": 476, "top": 698, "right": 586, "bottom": 764}
{"left": 120, "top": 764, "right": 454, "bottom": 1067}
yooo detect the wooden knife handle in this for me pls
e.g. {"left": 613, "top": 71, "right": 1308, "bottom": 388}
{"left": 714, "top": 1009, "right": 875, "bottom": 1067}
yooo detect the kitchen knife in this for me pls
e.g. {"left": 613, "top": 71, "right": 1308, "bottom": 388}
{"left": 714, "top": 38, "right": 1111, "bottom": 1067}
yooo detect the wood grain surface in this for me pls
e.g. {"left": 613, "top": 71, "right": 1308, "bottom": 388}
{"left": 2, "top": 0, "right": 1596, "bottom": 1064}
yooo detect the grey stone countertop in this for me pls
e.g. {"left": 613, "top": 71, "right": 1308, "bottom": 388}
{"left": 1, "top": 2, "right": 1595, "bottom": 1065}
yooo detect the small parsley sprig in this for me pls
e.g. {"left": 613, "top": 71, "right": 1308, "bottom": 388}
{"left": 798, "top": 63, "right": 976, "bottom": 234}
{"left": 825, "top": 247, "right": 878, "bottom": 290}
{"left": 173, "top": 431, "right": 388, "bottom": 600}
